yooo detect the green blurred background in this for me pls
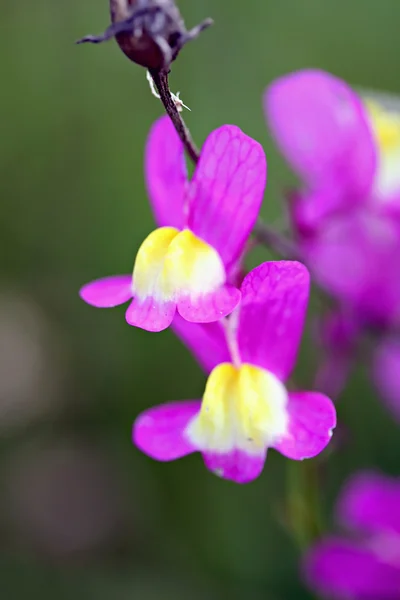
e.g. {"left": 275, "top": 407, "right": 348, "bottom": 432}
{"left": 1, "top": 1, "right": 400, "bottom": 598}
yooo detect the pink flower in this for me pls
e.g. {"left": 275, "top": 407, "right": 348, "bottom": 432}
{"left": 79, "top": 116, "right": 266, "bottom": 332}
{"left": 133, "top": 261, "right": 336, "bottom": 483}
{"left": 304, "top": 471, "right": 400, "bottom": 599}
{"left": 264, "top": 69, "right": 400, "bottom": 232}
{"left": 264, "top": 70, "right": 400, "bottom": 339}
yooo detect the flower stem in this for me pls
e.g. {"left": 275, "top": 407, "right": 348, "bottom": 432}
{"left": 252, "top": 220, "right": 300, "bottom": 260}
{"left": 148, "top": 69, "right": 200, "bottom": 165}
{"left": 286, "top": 460, "right": 323, "bottom": 551}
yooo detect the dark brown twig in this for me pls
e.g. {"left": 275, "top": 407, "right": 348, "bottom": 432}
{"left": 149, "top": 69, "right": 200, "bottom": 164}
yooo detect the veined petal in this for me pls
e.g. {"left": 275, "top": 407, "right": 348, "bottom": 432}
{"left": 265, "top": 70, "right": 376, "bottom": 217}
{"left": 126, "top": 296, "right": 176, "bottom": 332}
{"left": 171, "top": 315, "right": 230, "bottom": 374}
{"left": 133, "top": 401, "right": 201, "bottom": 461}
{"left": 337, "top": 471, "right": 400, "bottom": 535}
{"left": 304, "top": 537, "right": 400, "bottom": 600}
{"left": 145, "top": 116, "right": 188, "bottom": 229}
{"left": 203, "top": 449, "right": 266, "bottom": 484}
{"left": 274, "top": 391, "right": 336, "bottom": 460}
{"left": 238, "top": 261, "right": 310, "bottom": 380}
{"left": 187, "top": 125, "right": 266, "bottom": 272}
{"left": 79, "top": 275, "right": 133, "bottom": 307}
{"left": 177, "top": 284, "right": 240, "bottom": 323}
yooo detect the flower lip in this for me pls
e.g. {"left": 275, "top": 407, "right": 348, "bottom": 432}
{"left": 185, "top": 362, "right": 289, "bottom": 456}
{"left": 132, "top": 226, "right": 228, "bottom": 303}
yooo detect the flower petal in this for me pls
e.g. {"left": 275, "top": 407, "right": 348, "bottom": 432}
{"left": 171, "top": 315, "right": 230, "bottom": 374}
{"left": 238, "top": 261, "right": 310, "bottom": 380}
{"left": 373, "top": 338, "right": 400, "bottom": 421}
{"left": 79, "top": 275, "right": 133, "bottom": 308}
{"left": 265, "top": 70, "right": 376, "bottom": 212}
{"left": 125, "top": 296, "right": 176, "bottom": 332}
{"left": 304, "top": 209, "right": 400, "bottom": 326}
{"left": 274, "top": 391, "right": 336, "bottom": 460}
{"left": 304, "top": 537, "right": 400, "bottom": 600}
{"left": 187, "top": 125, "right": 266, "bottom": 272}
{"left": 133, "top": 401, "right": 201, "bottom": 461}
{"left": 177, "top": 285, "right": 241, "bottom": 323}
{"left": 203, "top": 449, "right": 266, "bottom": 484}
{"left": 145, "top": 116, "right": 187, "bottom": 229}
{"left": 337, "top": 471, "right": 400, "bottom": 535}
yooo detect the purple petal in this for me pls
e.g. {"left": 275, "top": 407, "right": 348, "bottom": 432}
{"left": 374, "top": 338, "right": 400, "bottom": 422}
{"left": 337, "top": 471, "right": 400, "bottom": 535}
{"left": 203, "top": 449, "right": 266, "bottom": 484}
{"left": 274, "top": 391, "right": 336, "bottom": 460}
{"left": 177, "top": 285, "right": 241, "bottom": 323}
{"left": 145, "top": 116, "right": 187, "bottom": 229}
{"left": 79, "top": 275, "right": 133, "bottom": 308}
{"left": 313, "top": 310, "right": 359, "bottom": 399}
{"left": 125, "top": 296, "right": 176, "bottom": 332}
{"left": 187, "top": 126, "right": 266, "bottom": 272}
{"left": 304, "top": 210, "right": 400, "bottom": 326}
{"left": 265, "top": 70, "right": 376, "bottom": 220}
{"left": 171, "top": 314, "right": 230, "bottom": 374}
{"left": 238, "top": 261, "right": 310, "bottom": 380}
{"left": 304, "top": 537, "right": 400, "bottom": 600}
{"left": 133, "top": 401, "right": 201, "bottom": 461}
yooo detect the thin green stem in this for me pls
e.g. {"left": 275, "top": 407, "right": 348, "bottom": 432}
{"left": 286, "top": 460, "right": 324, "bottom": 551}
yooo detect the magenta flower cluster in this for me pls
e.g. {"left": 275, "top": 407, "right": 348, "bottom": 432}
{"left": 78, "top": 57, "right": 400, "bottom": 597}
{"left": 80, "top": 107, "right": 337, "bottom": 484}
{"left": 263, "top": 69, "right": 400, "bottom": 599}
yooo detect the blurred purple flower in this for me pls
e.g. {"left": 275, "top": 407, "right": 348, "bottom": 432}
{"left": 265, "top": 69, "right": 400, "bottom": 230}
{"left": 373, "top": 338, "right": 400, "bottom": 422}
{"left": 313, "top": 309, "right": 360, "bottom": 400}
{"left": 133, "top": 261, "right": 336, "bottom": 484}
{"left": 80, "top": 116, "right": 266, "bottom": 332}
{"left": 304, "top": 471, "right": 400, "bottom": 600}
{"left": 264, "top": 69, "right": 400, "bottom": 328}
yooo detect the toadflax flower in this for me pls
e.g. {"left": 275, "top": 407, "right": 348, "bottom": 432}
{"left": 264, "top": 69, "right": 400, "bottom": 232}
{"left": 263, "top": 69, "right": 400, "bottom": 328}
{"left": 304, "top": 471, "right": 400, "bottom": 599}
{"left": 133, "top": 261, "right": 336, "bottom": 483}
{"left": 80, "top": 116, "right": 266, "bottom": 332}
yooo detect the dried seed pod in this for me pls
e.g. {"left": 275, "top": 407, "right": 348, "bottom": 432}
{"left": 77, "top": 0, "right": 213, "bottom": 71}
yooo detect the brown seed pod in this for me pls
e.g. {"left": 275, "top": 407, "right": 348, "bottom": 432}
{"left": 77, "top": 0, "right": 213, "bottom": 71}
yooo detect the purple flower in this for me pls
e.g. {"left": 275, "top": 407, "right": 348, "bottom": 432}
{"left": 79, "top": 117, "right": 266, "bottom": 332}
{"left": 373, "top": 338, "right": 400, "bottom": 422}
{"left": 264, "top": 70, "right": 400, "bottom": 364}
{"left": 304, "top": 471, "right": 400, "bottom": 600}
{"left": 264, "top": 69, "right": 400, "bottom": 230}
{"left": 133, "top": 261, "right": 336, "bottom": 483}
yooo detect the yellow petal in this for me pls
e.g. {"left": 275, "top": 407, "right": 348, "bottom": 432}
{"left": 186, "top": 363, "right": 288, "bottom": 455}
{"left": 163, "top": 229, "right": 225, "bottom": 298}
{"left": 133, "top": 227, "right": 179, "bottom": 301}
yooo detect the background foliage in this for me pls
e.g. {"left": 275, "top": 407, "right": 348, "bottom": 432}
{"left": 1, "top": 1, "right": 400, "bottom": 598}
